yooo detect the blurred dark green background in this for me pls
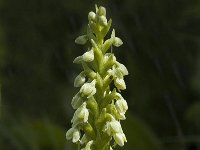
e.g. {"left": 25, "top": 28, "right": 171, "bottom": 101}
{"left": 0, "top": 0, "right": 200, "bottom": 150}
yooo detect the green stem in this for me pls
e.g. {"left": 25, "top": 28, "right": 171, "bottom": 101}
{"left": 78, "top": 143, "right": 80, "bottom": 150}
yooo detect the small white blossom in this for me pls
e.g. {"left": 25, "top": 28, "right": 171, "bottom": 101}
{"left": 99, "top": 16, "right": 107, "bottom": 26}
{"left": 66, "top": 128, "right": 74, "bottom": 140}
{"left": 88, "top": 11, "right": 96, "bottom": 21}
{"left": 75, "top": 35, "right": 88, "bottom": 45}
{"left": 108, "top": 68, "right": 122, "bottom": 79}
{"left": 80, "top": 80, "right": 96, "bottom": 98}
{"left": 113, "top": 37, "right": 123, "bottom": 47}
{"left": 71, "top": 92, "right": 83, "bottom": 109}
{"left": 66, "top": 127, "right": 80, "bottom": 143}
{"left": 114, "top": 78, "right": 126, "bottom": 90}
{"left": 97, "top": 6, "right": 106, "bottom": 16}
{"left": 82, "top": 49, "right": 94, "bottom": 62}
{"left": 74, "top": 72, "right": 86, "bottom": 87}
{"left": 71, "top": 102, "right": 89, "bottom": 125}
{"left": 73, "top": 56, "right": 82, "bottom": 64}
{"left": 117, "top": 112, "right": 126, "bottom": 120}
{"left": 113, "top": 132, "right": 127, "bottom": 147}
{"left": 111, "top": 29, "right": 123, "bottom": 47}
{"left": 104, "top": 53, "right": 116, "bottom": 62}
{"left": 115, "top": 99, "right": 128, "bottom": 114}
{"left": 116, "top": 62, "right": 128, "bottom": 76}
{"left": 103, "top": 120, "right": 122, "bottom": 135}
{"left": 72, "top": 129, "right": 81, "bottom": 143}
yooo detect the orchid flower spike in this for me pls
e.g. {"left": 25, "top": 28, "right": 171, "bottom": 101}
{"left": 66, "top": 5, "right": 129, "bottom": 150}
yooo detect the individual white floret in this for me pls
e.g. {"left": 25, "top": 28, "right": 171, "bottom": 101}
{"left": 66, "top": 127, "right": 81, "bottom": 143}
{"left": 71, "top": 102, "right": 89, "bottom": 125}
{"left": 80, "top": 80, "right": 96, "bottom": 98}
{"left": 74, "top": 72, "right": 86, "bottom": 87}
{"left": 82, "top": 49, "right": 94, "bottom": 62}
{"left": 71, "top": 92, "right": 83, "bottom": 109}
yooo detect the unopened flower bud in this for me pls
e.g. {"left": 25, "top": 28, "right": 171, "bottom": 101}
{"left": 75, "top": 35, "right": 88, "bottom": 45}
{"left": 88, "top": 11, "right": 96, "bottom": 21}
{"left": 71, "top": 92, "right": 83, "bottom": 109}
{"left": 66, "top": 128, "right": 74, "bottom": 140}
{"left": 114, "top": 78, "right": 126, "bottom": 90}
{"left": 73, "top": 56, "right": 82, "bottom": 64}
{"left": 74, "top": 72, "right": 86, "bottom": 87}
{"left": 113, "top": 133, "right": 127, "bottom": 147}
{"left": 82, "top": 49, "right": 94, "bottom": 62}
{"left": 97, "top": 6, "right": 106, "bottom": 16}
{"left": 99, "top": 16, "right": 107, "bottom": 26}
{"left": 113, "top": 37, "right": 123, "bottom": 47}
{"left": 80, "top": 80, "right": 96, "bottom": 98}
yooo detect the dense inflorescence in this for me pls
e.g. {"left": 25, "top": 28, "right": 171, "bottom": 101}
{"left": 66, "top": 5, "right": 128, "bottom": 150}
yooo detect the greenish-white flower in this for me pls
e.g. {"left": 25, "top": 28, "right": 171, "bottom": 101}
{"left": 116, "top": 62, "right": 129, "bottom": 76}
{"left": 74, "top": 72, "right": 86, "bottom": 87}
{"left": 66, "top": 127, "right": 81, "bottom": 143}
{"left": 114, "top": 78, "right": 126, "bottom": 90}
{"left": 103, "top": 120, "right": 122, "bottom": 135}
{"left": 115, "top": 95, "right": 128, "bottom": 114}
{"left": 97, "top": 6, "right": 106, "bottom": 16}
{"left": 88, "top": 11, "right": 96, "bottom": 21}
{"left": 75, "top": 35, "right": 88, "bottom": 45}
{"left": 82, "top": 49, "right": 94, "bottom": 62}
{"left": 80, "top": 80, "right": 96, "bottom": 98}
{"left": 99, "top": 15, "right": 107, "bottom": 26}
{"left": 111, "top": 29, "right": 123, "bottom": 47}
{"left": 113, "top": 37, "right": 123, "bottom": 47}
{"left": 113, "top": 132, "right": 127, "bottom": 147}
{"left": 71, "top": 92, "right": 83, "bottom": 109}
{"left": 71, "top": 102, "right": 89, "bottom": 125}
{"left": 73, "top": 56, "right": 82, "bottom": 64}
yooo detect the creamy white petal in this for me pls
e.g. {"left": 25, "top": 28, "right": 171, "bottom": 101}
{"left": 88, "top": 11, "right": 96, "bottom": 21}
{"left": 80, "top": 80, "right": 96, "bottom": 98}
{"left": 113, "top": 133, "right": 127, "bottom": 147}
{"left": 71, "top": 92, "right": 83, "bottom": 109}
{"left": 115, "top": 99, "right": 128, "bottom": 114}
{"left": 114, "top": 78, "right": 126, "bottom": 90}
{"left": 74, "top": 72, "right": 86, "bottom": 87}
{"left": 75, "top": 35, "right": 88, "bottom": 45}
{"left": 82, "top": 49, "right": 94, "bottom": 62}
{"left": 71, "top": 102, "right": 89, "bottom": 125}
{"left": 72, "top": 128, "right": 80, "bottom": 143}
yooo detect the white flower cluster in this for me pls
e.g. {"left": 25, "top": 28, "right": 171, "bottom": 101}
{"left": 66, "top": 5, "right": 128, "bottom": 150}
